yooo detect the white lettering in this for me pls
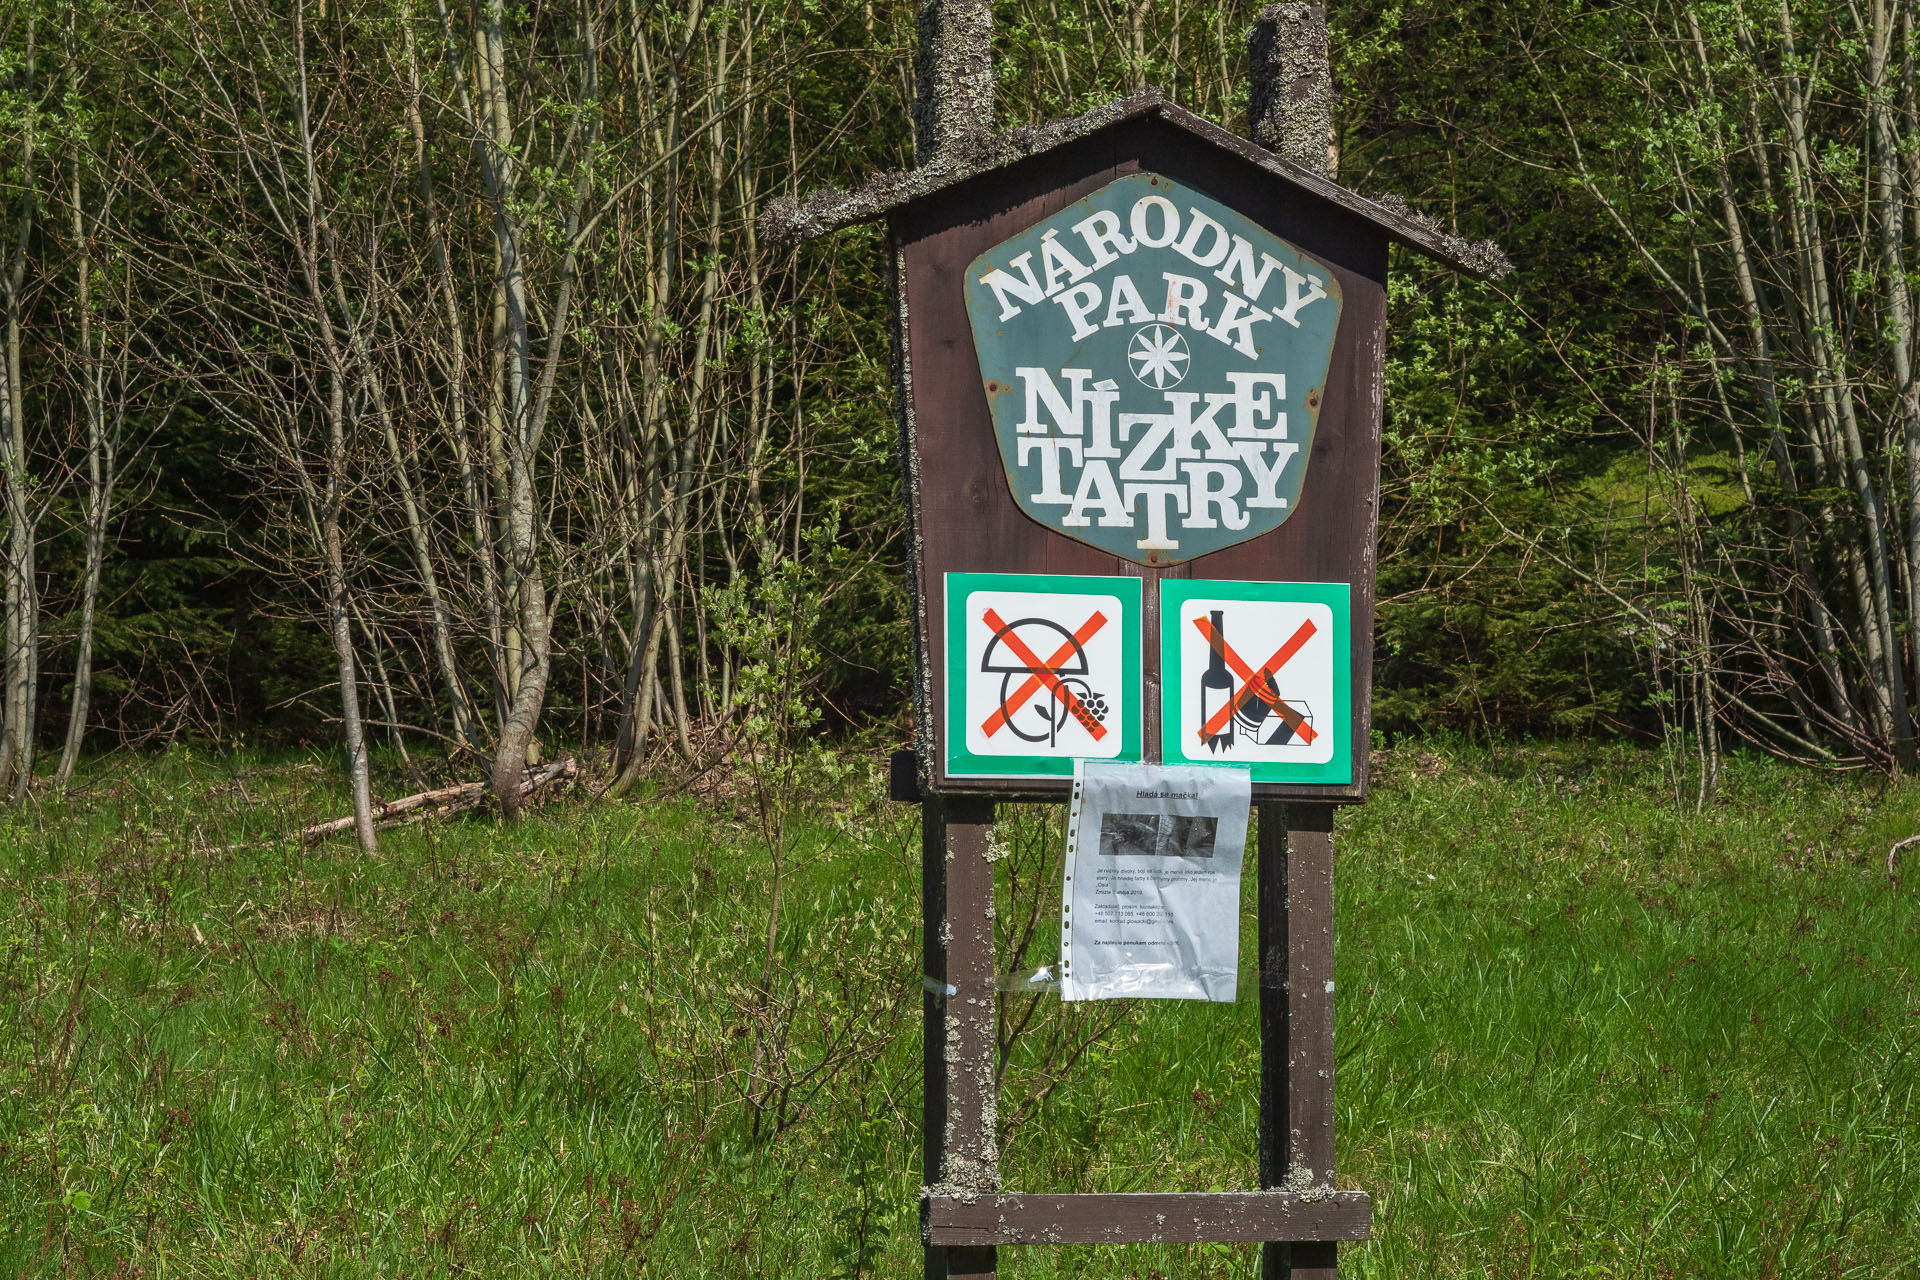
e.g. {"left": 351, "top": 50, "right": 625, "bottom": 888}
{"left": 978, "top": 251, "right": 1046, "bottom": 320}
{"left": 1124, "top": 483, "right": 1189, "bottom": 549}
{"left": 1020, "top": 436, "right": 1083, "bottom": 505}
{"left": 1207, "top": 290, "right": 1272, "bottom": 358}
{"left": 1117, "top": 413, "right": 1179, "bottom": 482}
{"left": 1016, "top": 367, "right": 1108, "bottom": 436}
{"left": 1103, "top": 274, "right": 1154, "bottom": 328}
{"left": 1161, "top": 392, "right": 1235, "bottom": 462}
{"left": 1174, "top": 208, "right": 1233, "bottom": 269}
{"left": 1212, "top": 237, "right": 1285, "bottom": 302}
{"left": 1083, "top": 378, "right": 1124, "bottom": 457}
{"left": 1040, "top": 229, "right": 1093, "bottom": 295}
{"left": 1276, "top": 266, "right": 1329, "bottom": 326}
{"left": 1053, "top": 282, "right": 1105, "bottom": 341}
{"left": 982, "top": 186, "right": 1331, "bottom": 548}
{"left": 1236, "top": 440, "right": 1302, "bottom": 508}
{"left": 1183, "top": 462, "right": 1250, "bottom": 530}
{"left": 1130, "top": 195, "right": 1181, "bottom": 248}
{"left": 1160, "top": 273, "right": 1210, "bottom": 330}
{"left": 1071, "top": 210, "right": 1135, "bottom": 270}
{"left": 1222, "top": 372, "right": 1288, "bottom": 440}
{"left": 1064, "top": 460, "right": 1131, "bottom": 528}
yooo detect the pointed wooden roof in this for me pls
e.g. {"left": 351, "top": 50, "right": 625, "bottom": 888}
{"left": 763, "top": 86, "right": 1510, "bottom": 280}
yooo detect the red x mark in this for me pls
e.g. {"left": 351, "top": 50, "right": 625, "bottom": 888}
{"left": 979, "top": 608, "right": 1109, "bottom": 740}
{"left": 1193, "top": 614, "right": 1319, "bottom": 745}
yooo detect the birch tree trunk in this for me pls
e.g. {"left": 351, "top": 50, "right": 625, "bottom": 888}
{"left": 436, "top": 0, "right": 602, "bottom": 815}
{"left": 291, "top": 1, "right": 378, "bottom": 851}
{"left": 0, "top": 10, "right": 40, "bottom": 799}
{"left": 54, "top": 117, "right": 121, "bottom": 791}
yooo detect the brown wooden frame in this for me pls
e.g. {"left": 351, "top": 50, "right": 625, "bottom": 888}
{"left": 881, "top": 101, "right": 1400, "bottom": 1278}
{"left": 921, "top": 796, "right": 1355, "bottom": 1277}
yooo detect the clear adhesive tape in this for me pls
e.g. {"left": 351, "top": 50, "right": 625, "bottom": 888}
{"left": 922, "top": 966, "right": 1299, "bottom": 1001}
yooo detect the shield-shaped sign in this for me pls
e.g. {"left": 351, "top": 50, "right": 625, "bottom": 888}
{"left": 965, "top": 172, "right": 1343, "bottom": 566}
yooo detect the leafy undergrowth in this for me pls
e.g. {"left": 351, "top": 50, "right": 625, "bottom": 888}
{"left": 0, "top": 741, "right": 1915, "bottom": 1276}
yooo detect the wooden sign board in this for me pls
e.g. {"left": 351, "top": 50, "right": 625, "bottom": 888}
{"left": 890, "top": 103, "right": 1398, "bottom": 803}
{"left": 766, "top": 82, "right": 1498, "bottom": 1279}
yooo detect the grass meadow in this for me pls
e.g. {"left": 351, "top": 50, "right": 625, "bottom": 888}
{"left": 0, "top": 740, "right": 1916, "bottom": 1277}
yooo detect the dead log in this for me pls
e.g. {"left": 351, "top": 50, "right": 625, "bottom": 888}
{"left": 297, "top": 756, "right": 578, "bottom": 845}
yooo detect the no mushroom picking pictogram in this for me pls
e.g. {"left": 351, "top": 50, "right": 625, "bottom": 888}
{"left": 946, "top": 572, "right": 1142, "bottom": 779}
{"left": 978, "top": 607, "right": 1111, "bottom": 745}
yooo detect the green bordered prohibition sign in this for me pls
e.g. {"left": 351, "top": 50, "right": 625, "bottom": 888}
{"left": 1160, "top": 579, "right": 1352, "bottom": 785}
{"left": 965, "top": 172, "right": 1343, "bottom": 566}
{"left": 945, "top": 572, "right": 1144, "bottom": 779}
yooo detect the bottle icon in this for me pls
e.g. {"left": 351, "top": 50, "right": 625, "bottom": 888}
{"left": 1200, "top": 609, "right": 1234, "bottom": 752}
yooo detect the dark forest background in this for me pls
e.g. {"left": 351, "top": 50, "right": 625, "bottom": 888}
{"left": 3, "top": 0, "right": 1916, "bottom": 812}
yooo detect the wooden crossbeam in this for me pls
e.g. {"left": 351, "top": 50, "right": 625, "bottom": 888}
{"left": 923, "top": 1190, "right": 1371, "bottom": 1246}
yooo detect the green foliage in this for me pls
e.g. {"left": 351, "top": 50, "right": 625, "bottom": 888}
{"left": 0, "top": 741, "right": 1915, "bottom": 1274}
{"left": 826, "top": 1115, "right": 894, "bottom": 1279}
{"left": 0, "top": 0, "right": 1849, "bottom": 766}
{"left": 1332, "top": 3, "right": 1682, "bottom": 739}
{"left": 704, "top": 521, "right": 858, "bottom": 794}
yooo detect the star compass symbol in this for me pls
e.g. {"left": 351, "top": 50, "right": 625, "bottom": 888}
{"left": 1127, "top": 323, "right": 1191, "bottom": 389}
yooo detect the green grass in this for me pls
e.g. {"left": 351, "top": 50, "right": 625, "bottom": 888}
{"left": 1, "top": 740, "right": 1916, "bottom": 1276}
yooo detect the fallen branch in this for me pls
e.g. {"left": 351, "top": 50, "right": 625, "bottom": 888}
{"left": 297, "top": 756, "right": 578, "bottom": 845}
{"left": 1889, "top": 833, "right": 1920, "bottom": 887}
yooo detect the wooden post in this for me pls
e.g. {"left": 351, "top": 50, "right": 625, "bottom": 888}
{"left": 912, "top": 0, "right": 993, "bottom": 165}
{"left": 1247, "top": 14, "right": 1342, "bottom": 1261}
{"left": 1259, "top": 802, "right": 1340, "bottom": 1278}
{"left": 858, "top": 2, "right": 1443, "bottom": 1267}
{"left": 768, "top": 0, "right": 1490, "bottom": 1256}
{"left": 911, "top": 10, "right": 998, "bottom": 1267}
{"left": 1248, "top": 2, "right": 1337, "bottom": 179}
{"left": 923, "top": 795, "right": 999, "bottom": 1279}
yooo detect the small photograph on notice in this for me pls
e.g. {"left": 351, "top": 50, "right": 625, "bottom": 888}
{"left": 1161, "top": 814, "right": 1218, "bottom": 859}
{"left": 1097, "top": 813, "right": 1218, "bottom": 857}
{"left": 1098, "top": 812, "right": 1161, "bottom": 857}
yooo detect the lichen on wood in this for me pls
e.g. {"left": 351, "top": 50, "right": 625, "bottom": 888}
{"left": 759, "top": 86, "right": 1510, "bottom": 280}
{"left": 913, "top": 0, "right": 995, "bottom": 164}
{"left": 1247, "top": 2, "right": 1335, "bottom": 178}
{"left": 759, "top": 87, "right": 1171, "bottom": 247}
{"left": 1367, "top": 192, "right": 1515, "bottom": 280}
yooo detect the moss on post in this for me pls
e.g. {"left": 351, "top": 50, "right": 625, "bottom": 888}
{"left": 1247, "top": 2, "right": 1336, "bottom": 179}
{"left": 913, "top": 0, "right": 994, "bottom": 165}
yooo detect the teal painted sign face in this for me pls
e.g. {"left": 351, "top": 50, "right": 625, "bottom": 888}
{"left": 965, "top": 173, "right": 1343, "bottom": 566}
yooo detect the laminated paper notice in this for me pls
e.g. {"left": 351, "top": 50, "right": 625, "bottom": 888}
{"left": 1059, "top": 760, "right": 1251, "bottom": 1002}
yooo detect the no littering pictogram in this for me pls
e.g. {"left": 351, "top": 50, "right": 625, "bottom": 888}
{"left": 1162, "top": 580, "right": 1349, "bottom": 783}
{"left": 1192, "top": 613, "right": 1318, "bottom": 748}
